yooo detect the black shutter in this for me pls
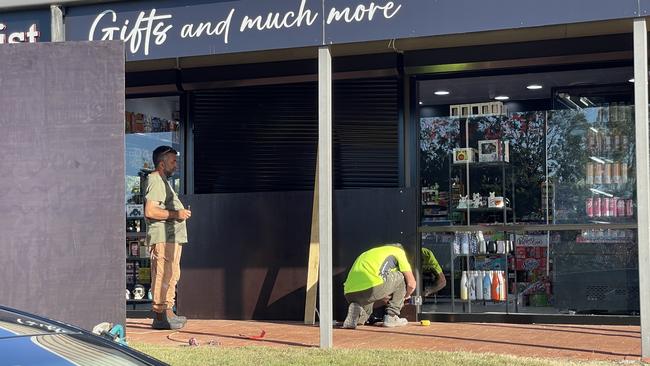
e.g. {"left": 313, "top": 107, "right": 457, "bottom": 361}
{"left": 333, "top": 78, "right": 399, "bottom": 188}
{"left": 191, "top": 78, "right": 399, "bottom": 193}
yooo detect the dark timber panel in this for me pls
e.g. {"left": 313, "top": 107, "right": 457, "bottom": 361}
{"left": 178, "top": 188, "right": 417, "bottom": 320}
{"left": 0, "top": 41, "right": 125, "bottom": 330}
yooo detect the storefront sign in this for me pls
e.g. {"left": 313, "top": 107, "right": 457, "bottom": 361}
{"left": 0, "top": 9, "right": 50, "bottom": 43}
{"left": 66, "top": 0, "right": 324, "bottom": 60}
{"left": 65, "top": 0, "right": 639, "bottom": 61}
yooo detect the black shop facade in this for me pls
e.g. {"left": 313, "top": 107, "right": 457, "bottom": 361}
{"left": 55, "top": 0, "right": 645, "bottom": 324}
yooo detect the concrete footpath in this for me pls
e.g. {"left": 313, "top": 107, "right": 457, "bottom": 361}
{"left": 126, "top": 319, "right": 643, "bottom": 362}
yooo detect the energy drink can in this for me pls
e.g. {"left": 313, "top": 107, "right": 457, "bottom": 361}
{"left": 594, "top": 197, "right": 601, "bottom": 217}
{"left": 604, "top": 134, "right": 612, "bottom": 154}
{"left": 612, "top": 162, "right": 620, "bottom": 184}
{"left": 586, "top": 163, "right": 594, "bottom": 185}
{"left": 594, "top": 164, "right": 603, "bottom": 184}
{"left": 603, "top": 197, "right": 610, "bottom": 217}
{"left": 626, "top": 199, "right": 634, "bottom": 217}
{"left": 586, "top": 197, "right": 593, "bottom": 217}
{"left": 603, "top": 163, "right": 611, "bottom": 184}
{"left": 617, "top": 199, "right": 625, "bottom": 217}
{"left": 609, "top": 197, "right": 617, "bottom": 217}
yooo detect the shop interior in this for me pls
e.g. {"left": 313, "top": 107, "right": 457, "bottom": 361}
{"left": 417, "top": 65, "right": 639, "bottom": 316}
{"left": 124, "top": 96, "right": 183, "bottom": 314}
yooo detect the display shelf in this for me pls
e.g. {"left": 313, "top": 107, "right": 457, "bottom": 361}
{"left": 126, "top": 299, "right": 152, "bottom": 304}
{"left": 452, "top": 161, "right": 509, "bottom": 167}
{"left": 453, "top": 207, "right": 512, "bottom": 213}
{"left": 126, "top": 232, "right": 146, "bottom": 238}
{"left": 127, "top": 256, "right": 150, "bottom": 261}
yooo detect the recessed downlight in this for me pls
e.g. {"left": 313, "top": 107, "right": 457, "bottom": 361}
{"left": 629, "top": 78, "right": 635, "bottom": 83}
{"left": 526, "top": 84, "right": 543, "bottom": 90}
{"left": 418, "top": 101, "right": 423, "bottom": 105}
{"left": 494, "top": 96, "right": 510, "bottom": 101}
{"left": 434, "top": 90, "right": 450, "bottom": 96}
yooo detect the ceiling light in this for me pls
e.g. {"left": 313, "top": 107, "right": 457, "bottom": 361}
{"left": 629, "top": 78, "right": 635, "bottom": 83}
{"left": 589, "top": 156, "right": 605, "bottom": 164}
{"left": 434, "top": 90, "right": 450, "bottom": 96}
{"left": 494, "top": 96, "right": 509, "bottom": 101}
{"left": 589, "top": 188, "right": 613, "bottom": 197}
{"left": 418, "top": 101, "right": 423, "bottom": 105}
{"left": 526, "top": 84, "right": 543, "bottom": 90}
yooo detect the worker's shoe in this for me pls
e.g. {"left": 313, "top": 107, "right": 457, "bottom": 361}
{"left": 357, "top": 308, "right": 370, "bottom": 326}
{"left": 382, "top": 314, "right": 408, "bottom": 328}
{"left": 166, "top": 309, "right": 187, "bottom": 324}
{"left": 342, "top": 302, "right": 363, "bottom": 329}
{"left": 152, "top": 311, "right": 185, "bottom": 330}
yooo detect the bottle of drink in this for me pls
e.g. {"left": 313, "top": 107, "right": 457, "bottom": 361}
{"left": 499, "top": 271, "right": 507, "bottom": 301}
{"left": 491, "top": 271, "right": 500, "bottom": 301}
{"left": 476, "top": 270, "right": 484, "bottom": 300}
{"left": 461, "top": 233, "right": 469, "bottom": 255}
{"left": 483, "top": 271, "right": 492, "bottom": 300}
{"left": 460, "top": 271, "right": 468, "bottom": 301}
{"left": 469, "top": 271, "right": 476, "bottom": 300}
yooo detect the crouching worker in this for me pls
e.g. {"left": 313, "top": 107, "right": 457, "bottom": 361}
{"left": 421, "top": 247, "right": 447, "bottom": 297}
{"left": 342, "top": 243, "right": 416, "bottom": 329}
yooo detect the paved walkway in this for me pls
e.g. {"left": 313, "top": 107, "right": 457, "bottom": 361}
{"left": 126, "top": 319, "right": 642, "bottom": 362}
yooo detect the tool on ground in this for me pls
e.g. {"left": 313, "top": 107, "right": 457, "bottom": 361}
{"left": 92, "top": 322, "right": 128, "bottom": 346}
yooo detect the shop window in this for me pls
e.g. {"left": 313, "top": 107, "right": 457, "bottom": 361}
{"left": 417, "top": 67, "right": 638, "bottom": 316}
{"left": 124, "top": 96, "right": 182, "bottom": 312}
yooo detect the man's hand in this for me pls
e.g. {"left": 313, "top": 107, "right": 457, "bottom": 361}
{"left": 177, "top": 209, "right": 192, "bottom": 220}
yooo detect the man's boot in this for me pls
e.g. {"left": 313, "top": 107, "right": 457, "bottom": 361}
{"left": 166, "top": 309, "right": 187, "bottom": 324}
{"left": 151, "top": 310, "right": 185, "bottom": 330}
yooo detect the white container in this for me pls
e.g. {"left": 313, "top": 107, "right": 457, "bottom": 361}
{"left": 460, "top": 271, "right": 469, "bottom": 301}
{"left": 469, "top": 271, "right": 476, "bottom": 300}
{"left": 482, "top": 271, "right": 492, "bottom": 300}
{"left": 476, "top": 271, "right": 484, "bottom": 300}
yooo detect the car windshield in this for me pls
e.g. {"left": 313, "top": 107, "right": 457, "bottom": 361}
{"left": 0, "top": 308, "right": 76, "bottom": 338}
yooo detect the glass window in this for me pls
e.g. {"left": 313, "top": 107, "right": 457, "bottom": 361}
{"left": 417, "top": 67, "right": 638, "bottom": 316}
{"left": 124, "top": 96, "right": 182, "bottom": 304}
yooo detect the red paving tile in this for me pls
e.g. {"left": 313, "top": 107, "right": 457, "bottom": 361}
{"left": 126, "top": 319, "right": 641, "bottom": 362}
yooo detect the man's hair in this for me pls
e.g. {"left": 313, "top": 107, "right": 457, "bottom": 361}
{"left": 152, "top": 145, "right": 177, "bottom": 168}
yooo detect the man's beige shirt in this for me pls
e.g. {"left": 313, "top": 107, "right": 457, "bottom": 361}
{"left": 144, "top": 172, "right": 188, "bottom": 245}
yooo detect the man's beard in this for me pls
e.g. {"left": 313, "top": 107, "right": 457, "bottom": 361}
{"left": 164, "top": 167, "right": 175, "bottom": 178}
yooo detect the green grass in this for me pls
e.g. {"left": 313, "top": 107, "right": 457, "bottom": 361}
{"left": 130, "top": 343, "right": 631, "bottom": 366}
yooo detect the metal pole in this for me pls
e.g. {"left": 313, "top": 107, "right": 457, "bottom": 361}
{"left": 633, "top": 17, "right": 650, "bottom": 359}
{"left": 318, "top": 46, "right": 333, "bottom": 349}
{"left": 50, "top": 5, "right": 64, "bottom": 42}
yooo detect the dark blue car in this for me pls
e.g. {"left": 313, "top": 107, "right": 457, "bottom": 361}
{"left": 0, "top": 305, "right": 167, "bottom": 365}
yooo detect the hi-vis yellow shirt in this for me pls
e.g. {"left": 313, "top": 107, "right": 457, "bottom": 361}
{"left": 344, "top": 245, "right": 412, "bottom": 294}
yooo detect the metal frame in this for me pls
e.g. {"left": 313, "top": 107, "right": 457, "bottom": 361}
{"left": 420, "top": 312, "right": 640, "bottom": 325}
{"left": 632, "top": 17, "right": 650, "bottom": 358}
{"left": 318, "top": 46, "right": 333, "bottom": 349}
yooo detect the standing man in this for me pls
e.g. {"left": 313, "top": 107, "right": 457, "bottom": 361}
{"left": 144, "top": 146, "right": 192, "bottom": 330}
{"left": 342, "top": 243, "right": 416, "bottom": 329}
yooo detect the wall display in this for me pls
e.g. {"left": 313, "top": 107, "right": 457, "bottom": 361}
{"left": 419, "top": 89, "right": 639, "bottom": 315}
{"left": 478, "top": 140, "right": 509, "bottom": 163}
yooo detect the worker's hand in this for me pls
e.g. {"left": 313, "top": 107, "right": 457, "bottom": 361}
{"left": 423, "top": 286, "right": 434, "bottom": 297}
{"left": 382, "top": 296, "right": 390, "bottom": 304}
{"left": 177, "top": 209, "right": 192, "bottom": 220}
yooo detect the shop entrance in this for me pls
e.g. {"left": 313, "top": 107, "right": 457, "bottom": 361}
{"left": 415, "top": 66, "right": 639, "bottom": 322}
